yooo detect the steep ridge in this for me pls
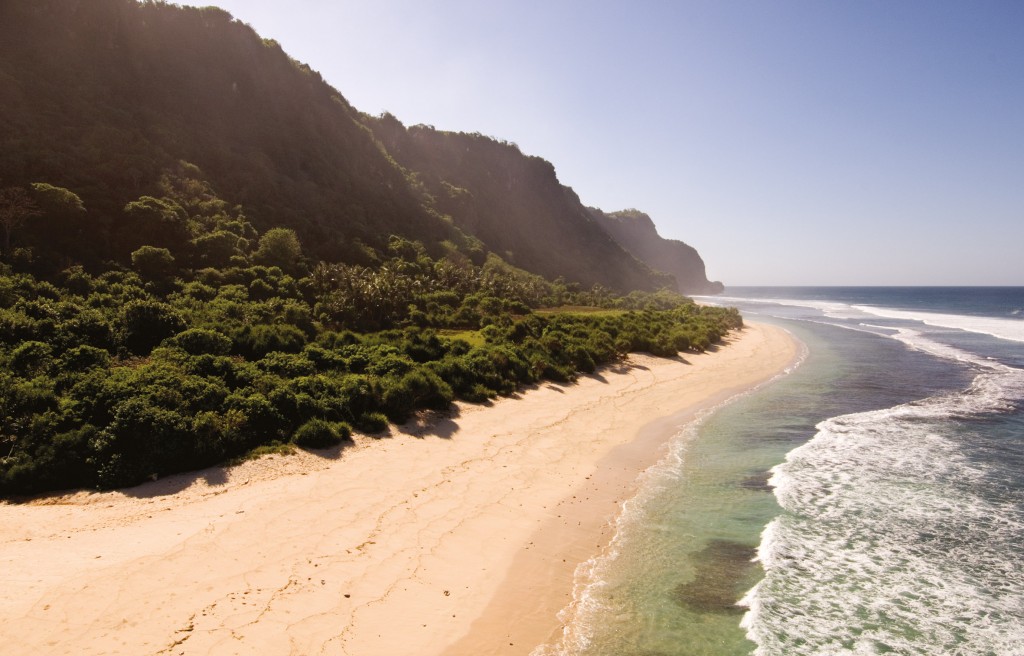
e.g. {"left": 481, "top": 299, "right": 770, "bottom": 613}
{"left": 0, "top": 0, "right": 716, "bottom": 292}
{"left": 589, "top": 208, "right": 724, "bottom": 294}
{"left": 0, "top": 0, "right": 451, "bottom": 266}
{"left": 365, "top": 115, "right": 673, "bottom": 292}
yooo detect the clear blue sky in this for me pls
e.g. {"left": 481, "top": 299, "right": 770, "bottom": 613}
{"left": 178, "top": 0, "right": 1024, "bottom": 286}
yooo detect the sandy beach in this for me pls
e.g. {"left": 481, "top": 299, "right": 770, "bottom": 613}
{"left": 0, "top": 322, "right": 799, "bottom": 656}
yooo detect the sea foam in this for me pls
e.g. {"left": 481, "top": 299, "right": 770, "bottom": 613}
{"left": 853, "top": 305, "right": 1024, "bottom": 343}
{"left": 534, "top": 348, "right": 806, "bottom": 656}
{"left": 745, "top": 357, "right": 1024, "bottom": 655}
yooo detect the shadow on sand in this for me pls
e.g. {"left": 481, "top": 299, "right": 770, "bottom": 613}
{"left": 396, "top": 405, "right": 463, "bottom": 440}
{"left": 120, "top": 438, "right": 357, "bottom": 499}
{"left": 12, "top": 353, "right": 700, "bottom": 504}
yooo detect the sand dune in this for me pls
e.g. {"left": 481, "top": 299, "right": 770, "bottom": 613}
{"left": 0, "top": 322, "right": 799, "bottom": 656}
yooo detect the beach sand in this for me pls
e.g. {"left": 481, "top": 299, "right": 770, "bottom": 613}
{"left": 0, "top": 322, "right": 798, "bottom": 656}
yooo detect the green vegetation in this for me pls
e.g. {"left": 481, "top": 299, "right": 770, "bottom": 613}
{"left": 0, "top": 0, "right": 683, "bottom": 293}
{"left": 0, "top": 1, "right": 742, "bottom": 496}
{"left": 364, "top": 116, "right": 678, "bottom": 292}
{"left": 0, "top": 168, "right": 740, "bottom": 496}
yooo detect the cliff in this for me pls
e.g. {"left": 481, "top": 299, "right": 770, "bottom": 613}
{"left": 0, "top": 0, "right": 715, "bottom": 293}
{"left": 589, "top": 208, "right": 723, "bottom": 294}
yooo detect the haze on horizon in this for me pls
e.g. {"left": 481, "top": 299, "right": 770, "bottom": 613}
{"left": 176, "top": 0, "right": 1024, "bottom": 287}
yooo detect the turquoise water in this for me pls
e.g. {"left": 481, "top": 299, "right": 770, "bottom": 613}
{"left": 534, "top": 288, "right": 1024, "bottom": 656}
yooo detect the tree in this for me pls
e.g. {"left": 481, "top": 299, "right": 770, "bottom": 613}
{"left": 192, "top": 230, "right": 240, "bottom": 267}
{"left": 31, "top": 183, "right": 85, "bottom": 216}
{"left": 27, "top": 183, "right": 88, "bottom": 264}
{"left": 123, "top": 196, "right": 190, "bottom": 252}
{"left": 253, "top": 227, "right": 304, "bottom": 273}
{"left": 0, "top": 187, "right": 43, "bottom": 258}
{"left": 131, "top": 245, "right": 176, "bottom": 282}
{"left": 117, "top": 299, "right": 187, "bottom": 355}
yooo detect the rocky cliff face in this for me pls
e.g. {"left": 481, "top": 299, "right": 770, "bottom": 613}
{"left": 589, "top": 208, "right": 724, "bottom": 294}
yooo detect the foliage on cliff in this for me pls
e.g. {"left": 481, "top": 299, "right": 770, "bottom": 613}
{"left": 0, "top": 0, "right": 691, "bottom": 292}
{"left": 0, "top": 171, "right": 741, "bottom": 496}
{"left": 364, "top": 116, "right": 673, "bottom": 292}
{"left": 0, "top": 0, "right": 471, "bottom": 265}
{"left": 0, "top": 1, "right": 742, "bottom": 496}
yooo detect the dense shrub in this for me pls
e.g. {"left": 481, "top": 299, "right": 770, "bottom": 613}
{"left": 0, "top": 210, "right": 743, "bottom": 495}
{"left": 355, "top": 411, "right": 389, "bottom": 434}
{"left": 223, "top": 391, "right": 287, "bottom": 442}
{"left": 257, "top": 352, "right": 316, "bottom": 378}
{"left": 59, "top": 345, "right": 111, "bottom": 372}
{"left": 92, "top": 397, "right": 196, "bottom": 487}
{"left": 53, "top": 307, "right": 114, "bottom": 351}
{"left": 292, "top": 418, "right": 351, "bottom": 448}
{"left": 118, "top": 299, "right": 186, "bottom": 355}
{"left": 131, "top": 245, "right": 176, "bottom": 281}
{"left": 11, "top": 341, "right": 54, "bottom": 377}
{"left": 380, "top": 368, "right": 454, "bottom": 422}
{"left": 168, "top": 328, "right": 233, "bottom": 355}
{"left": 234, "top": 323, "right": 307, "bottom": 358}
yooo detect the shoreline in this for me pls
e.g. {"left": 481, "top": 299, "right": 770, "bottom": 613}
{"left": 0, "top": 322, "right": 800, "bottom": 656}
{"left": 444, "top": 322, "right": 802, "bottom": 655}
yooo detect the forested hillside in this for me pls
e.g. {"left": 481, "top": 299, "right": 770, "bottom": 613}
{"left": 0, "top": 0, "right": 740, "bottom": 496}
{"left": 365, "top": 115, "right": 672, "bottom": 292}
{"left": 0, "top": 0, "right": 704, "bottom": 292}
{"left": 0, "top": 0, "right": 469, "bottom": 268}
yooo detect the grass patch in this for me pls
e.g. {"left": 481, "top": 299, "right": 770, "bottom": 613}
{"left": 228, "top": 441, "right": 296, "bottom": 465}
{"left": 439, "top": 329, "right": 487, "bottom": 348}
{"left": 535, "top": 306, "right": 628, "bottom": 317}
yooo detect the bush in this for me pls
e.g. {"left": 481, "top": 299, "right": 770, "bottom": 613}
{"left": 253, "top": 228, "right": 304, "bottom": 274}
{"left": 168, "top": 328, "right": 233, "bottom": 355}
{"left": 59, "top": 266, "right": 95, "bottom": 296}
{"left": 191, "top": 409, "right": 248, "bottom": 455}
{"left": 131, "top": 245, "right": 176, "bottom": 281}
{"left": 301, "top": 344, "right": 347, "bottom": 371}
{"left": 93, "top": 397, "right": 196, "bottom": 488}
{"left": 292, "top": 418, "right": 351, "bottom": 448}
{"left": 59, "top": 344, "right": 111, "bottom": 371}
{"left": 192, "top": 230, "right": 240, "bottom": 268}
{"left": 234, "top": 323, "right": 307, "bottom": 358}
{"left": 118, "top": 299, "right": 187, "bottom": 355}
{"left": 184, "top": 354, "right": 257, "bottom": 389}
{"left": 362, "top": 345, "right": 415, "bottom": 377}
{"left": 461, "top": 383, "right": 496, "bottom": 403}
{"left": 380, "top": 368, "right": 454, "bottom": 422}
{"left": 224, "top": 392, "right": 286, "bottom": 441}
{"left": 257, "top": 351, "right": 316, "bottom": 377}
{"left": 179, "top": 280, "right": 218, "bottom": 301}
{"left": 55, "top": 307, "right": 114, "bottom": 350}
{"left": 669, "top": 330, "right": 691, "bottom": 353}
{"left": 10, "top": 340, "right": 54, "bottom": 377}
{"left": 356, "top": 411, "right": 389, "bottom": 434}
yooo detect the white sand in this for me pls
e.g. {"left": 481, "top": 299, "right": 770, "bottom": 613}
{"left": 0, "top": 322, "right": 799, "bottom": 656}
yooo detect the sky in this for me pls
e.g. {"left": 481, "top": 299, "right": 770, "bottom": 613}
{"left": 177, "top": 0, "right": 1024, "bottom": 286}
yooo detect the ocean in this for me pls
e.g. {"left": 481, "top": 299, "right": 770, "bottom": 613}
{"left": 534, "top": 287, "right": 1024, "bottom": 656}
